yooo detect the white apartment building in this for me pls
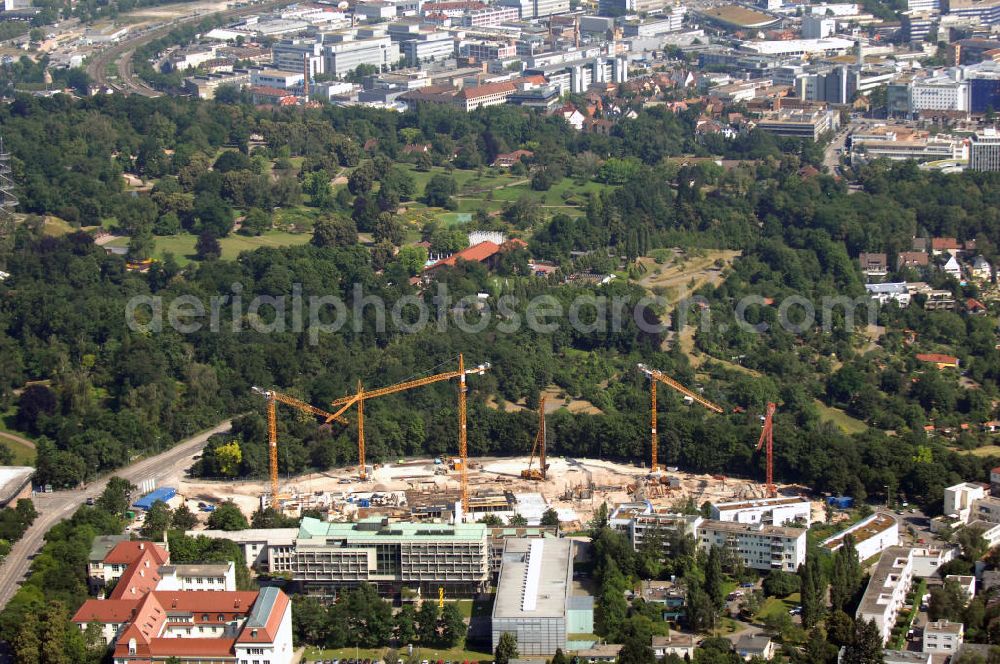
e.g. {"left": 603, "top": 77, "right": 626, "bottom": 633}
{"left": 460, "top": 40, "right": 517, "bottom": 60}
{"left": 866, "top": 282, "right": 911, "bottom": 307}
{"left": 273, "top": 39, "right": 326, "bottom": 77}
{"left": 944, "top": 482, "right": 988, "bottom": 521}
{"left": 910, "top": 547, "right": 957, "bottom": 577}
{"left": 629, "top": 513, "right": 702, "bottom": 556}
{"left": 156, "top": 562, "right": 236, "bottom": 592}
{"left": 710, "top": 496, "right": 811, "bottom": 528}
{"left": 857, "top": 546, "right": 915, "bottom": 644}
{"left": 923, "top": 621, "right": 964, "bottom": 654}
{"left": 822, "top": 513, "right": 899, "bottom": 562}
{"left": 970, "top": 128, "right": 1000, "bottom": 171}
{"left": 460, "top": 6, "right": 520, "bottom": 25}
{"left": 696, "top": 520, "right": 807, "bottom": 572}
{"left": 908, "top": 0, "right": 940, "bottom": 11}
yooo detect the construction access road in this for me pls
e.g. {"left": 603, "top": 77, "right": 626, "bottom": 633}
{"left": 0, "top": 419, "right": 232, "bottom": 613}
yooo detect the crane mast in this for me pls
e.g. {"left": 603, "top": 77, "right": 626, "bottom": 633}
{"left": 637, "top": 364, "right": 724, "bottom": 472}
{"left": 521, "top": 396, "right": 548, "bottom": 481}
{"left": 755, "top": 402, "right": 777, "bottom": 498}
{"left": 328, "top": 354, "right": 490, "bottom": 510}
{"left": 252, "top": 387, "right": 349, "bottom": 506}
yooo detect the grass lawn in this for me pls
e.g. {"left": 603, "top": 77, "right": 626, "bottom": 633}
{"left": 959, "top": 444, "right": 1000, "bottom": 457}
{"left": 0, "top": 409, "right": 36, "bottom": 465}
{"left": 813, "top": 400, "right": 867, "bottom": 434}
{"left": 302, "top": 645, "right": 492, "bottom": 663}
{"left": 710, "top": 617, "right": 746, "bottom": 637}
{"left": 756, "top": 593, "right": 800, "bottom": 622}
{"left": 108, "top": 231, "right": 312, "bottom": 264}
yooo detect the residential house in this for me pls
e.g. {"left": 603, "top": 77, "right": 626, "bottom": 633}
{"left": 942, "top": 254, "right": 963, "bottom": 280}
{"left": 944, "top": 574, "right": 975, "bottom": 601}
{"left": 558, "top": 103, "right": 586, "bottom": 131}
{"left": 967, "top": 298, "right": 987, "bottom": 315}
{"left": 735, "top": 634, "right": 776, "bottom": 660}
{"left": 972, "top": 255, "right": 993, "bottom": 281}
{"left": 931, "top": 237, "right": 961, "bottom": 255}
{"left": 923, "top": 620, "right": 964, "bottom": 654}
{"left": 897, "top": 251, "right": 929, "bottom": 270}
{"left": 859, "top": 252, "right": 889, "bottom": 279}
{"left": 915, "top": 353, "right": 959, "bottom": 369}
{"left": 866, "top": 282, "right": 911, "bottom": 307}
{"left": 576, "top": 644, "right": 623, "bottom": 663}
{"left": 492, "top": 150, "right": 533, "bottom": 168}
{"left": 652, "top": 634, "right": 696, "bottom": 658}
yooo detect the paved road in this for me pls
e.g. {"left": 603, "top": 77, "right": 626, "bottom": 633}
{"left": 0, "top": 419, "right": 232, "bottom": 612}
{"left": 824, "top": 125, "right": 852, "bottom": 174}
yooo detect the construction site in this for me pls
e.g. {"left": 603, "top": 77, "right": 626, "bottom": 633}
{"left": 164, "top": 355, "right": 826, "bottom": 530}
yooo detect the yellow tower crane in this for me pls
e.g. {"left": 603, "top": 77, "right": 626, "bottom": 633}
{"left": 251, "top": 387, "right": 350, "bottom": 504}
{"left": 637, "top": 364, "right": 724, "bottom": 472}
{"left": 327, "top": 354, "right": 490, "bottom": 511}
{"left": 521, "top": 396, "right": 548, "bottom": 481}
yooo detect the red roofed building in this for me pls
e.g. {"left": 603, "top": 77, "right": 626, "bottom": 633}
{"left": 251, "top": 85, "right": 295, "bottom": 105}
{"left": 422, "top": 241, "right": 500, "bottom": 277}
{"left": 73, "top": 587, "right": 292, "bottom": 662}
{"left": 94, "top": 541, "right": 169, "bottom": 594}
{"left": 916, "top": 352, "right": 960, "bottom": 369}
{"left": 931, "top": 237, "right": 961, "bottom": 255}
{"left": 454, "top": 81, "right": 516, "bottom": 111}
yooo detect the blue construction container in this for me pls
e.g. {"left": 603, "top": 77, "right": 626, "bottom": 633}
{"left": 358, "top": 498, "right": 371, "bottom": 508}
{"left": 826, "top": 496, "right": 854, "bottom": 509}
{"left": 133, "top": 487, "right": 177, "bottom": 511}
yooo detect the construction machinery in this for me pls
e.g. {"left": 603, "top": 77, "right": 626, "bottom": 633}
{"left": 637, "top": 364, "right": 724, "bottom": 472}
{"left": 328, "top": 354, "right": 490, "bottom": 511}
{"left": 251, "top": 387, "right": 350, "bottom": 504}
{"left": 755, "top": 402, "right": 777, "bottom": 498}
{"left": 521, "top": 396, "right": 549, "bottom": 481}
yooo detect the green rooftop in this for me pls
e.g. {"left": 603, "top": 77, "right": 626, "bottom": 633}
{"left": 297, "top": 517, "right": 488, "bottom": 542}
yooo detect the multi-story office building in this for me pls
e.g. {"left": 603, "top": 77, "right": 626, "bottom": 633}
{"left": 273, "top": 38, "right": 326, "bottom": 77}
{"left": 460, "top": 40, "right": 518, "bottom": 60}
{"left": 323, "top": 34, "right": 400, "bottom": 77}
{"left": 499, "top": 0, "right": 569, "bottom": 17}
{"left": 192, "top": 528, "right": 298, "bottom": 572}
{"left": 401, "top": 31, "right": 455, "bottom": 65}
{"left": 696, "top": 520, "right": 807, "bottom": 572}
{"left": 970, "top": 127, "right": 1000, "bottom": 170}
{"left": 629, "top": 513, "right": 702, "bottom": 555}
{"left": 292, "top": 517, "right": 490, "bottom": 597}
{"left": 757, "top": 109, "right": 841, "bottom": 140}
{"left": 944, "top": 0, "right": 1000, "bottom": 24}
{"left": 802, "top": 14, "right": 837, "bottom": 38}
{"left": 857, "top": 546, "right": 915, "bottom": 644}
{"left": 491, "top": 538, "right": 593, "bottom": 656}
{"left": 251, "top": 68, "right": 305, "bottom": 89}
{"left": 909, "top": 0, "right": 941, "bottom": 11}
{"left": 710, "top": 496, "right": 812, "bottom": 528}
{"left": 460, "top": 6, "right": 520, "bottom": 25}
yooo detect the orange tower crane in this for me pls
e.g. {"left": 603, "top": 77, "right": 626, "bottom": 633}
{"left": 251, "top": 387, "right": 350, "bottom": 503}
{"left": 637, "top": 364, "right": 724, "bottom": 472}
{"left": 521, "top": 396, "right": 548, "bottom": 481}
{"left": 755, "top": 402, "right": 777, "bottom": 498}
{"left": 327, "top": 354, "right": 491, "bottom": 509}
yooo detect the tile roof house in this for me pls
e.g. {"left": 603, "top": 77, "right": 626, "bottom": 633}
{"left": 931, "top": 237, "right": 961, "bottom": 255}
{"left": 897, "top": 251, "right": 929, "bottom": 270}
{"left": 422, "top": 241, "right": 501, "bottom": 275}
{"left": 972, "top": 255, "right": 993, "bottom": 282}
{"left": 492, "top": 149, "right": 533, "bottom": 168}
{"left": 916, "top": 353, "right": 960, "bottom": 369}
{"left": 942, "top": 254, "right": 963, "bottom": 280}
{"left": 859, "top": 252, "right": 888, "bottom": 278}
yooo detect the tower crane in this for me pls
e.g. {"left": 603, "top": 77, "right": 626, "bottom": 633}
{"left": 328, "top": 354, "right": 490, "bottom": 510}
{"left": 521, "top": 396, "right": 548, "bottom": 481}
{"left": 637, "top": 364, "right": 724, "bottom": 472}
{"left": 755, "top": 402, "right": 777, "bottom": 498}
{"left": 251, "top": 387, "right": 350, "bottom": 504}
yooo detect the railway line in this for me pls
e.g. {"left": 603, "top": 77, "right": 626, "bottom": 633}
{"left": 85, "top": 0, "right": 289, "bottom": 97}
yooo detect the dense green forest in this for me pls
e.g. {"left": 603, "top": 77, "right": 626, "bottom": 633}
{"left": 1, "top": 93, "right": 1000, "bottom": 511}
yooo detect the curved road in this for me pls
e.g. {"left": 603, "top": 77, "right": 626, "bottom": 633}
{"left": 86, "top": 0, "right": 291, "bottom": 96}
{"left": 0, "top": 419, "right": 232, "bottom": 612}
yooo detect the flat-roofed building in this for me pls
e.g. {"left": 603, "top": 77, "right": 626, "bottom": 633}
{"left": 757, "top": 108, "right": 840, "bottom": 140}
{"left": 293, "top": 517, "right": 489, "bottom": 597}
{"left": 821, "top": 513, "right": 899, "bottom": 561}
{"left": 157, "top": 562, "right": 237, "bottom": 592}
{"left": 696, "top": 520, "right": 806, "bottom": 572}
{"left": 856, "top": 546, "right": 914, "bottom": 644}
{"left": 190, "top": 528, "right": 298, "bottom": 571}
{"left": 923, "top": 620, "right": 964, "bottom": 654}
{"left": 971, "top": 127, "right": 1000, "bottom": 171}
{"left": 491, "top": 538, "right": 593, "bottom": 655}
{"left": 710, "top": 496, "right": 811, "bottom": 528}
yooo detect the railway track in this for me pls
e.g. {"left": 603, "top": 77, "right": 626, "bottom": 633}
{"left": 86, "top": 0, "right": 289, "bottom": 97}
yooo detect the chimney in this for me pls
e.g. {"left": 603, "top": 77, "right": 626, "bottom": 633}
{"left": 303, "top": 54, "right": 310, "bottom": 98}
{"left": 139, "top": 543, "right": 144, "bottom": 551}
